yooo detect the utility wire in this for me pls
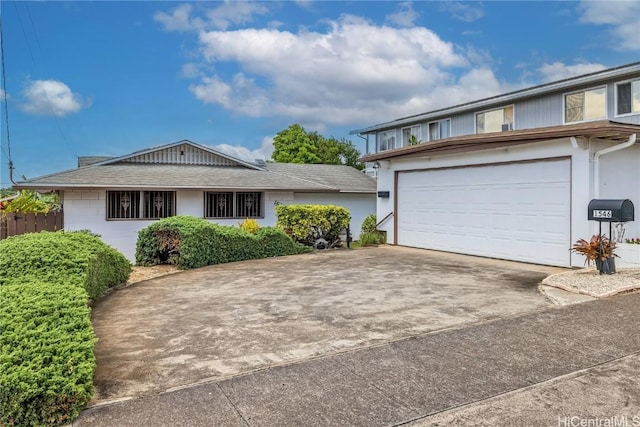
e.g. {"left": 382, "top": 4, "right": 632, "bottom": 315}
{"left": 24, "top": 3, "right": 42, "bottom": 51}
{"left": 12, "top": 2, "right": 36, "bottom": 68}
{"left": 1, "top": 18, "right": 12, "bottom": 163}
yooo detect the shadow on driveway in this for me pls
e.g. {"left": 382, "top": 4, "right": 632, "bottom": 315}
{"left": 90, "top": 246, "right": 563, "bottom": 403}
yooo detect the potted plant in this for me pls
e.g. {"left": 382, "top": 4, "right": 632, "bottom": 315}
{"left": 571, "top": 234, "right": 618, "bottom": 275}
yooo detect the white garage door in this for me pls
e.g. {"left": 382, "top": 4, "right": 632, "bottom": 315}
{"left": 397, "top": 159, "right": 571, "bottom": 267}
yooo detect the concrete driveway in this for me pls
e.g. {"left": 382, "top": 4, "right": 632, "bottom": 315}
{"left": 90, "top": 246, "right": 562, "bottom": 404}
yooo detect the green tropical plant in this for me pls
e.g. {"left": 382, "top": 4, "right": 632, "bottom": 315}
{"left": 408, "top": 135, "right": 420, "bottom": 146}
{"left": 1, "top": 190, "right": 61, "bottom": 215}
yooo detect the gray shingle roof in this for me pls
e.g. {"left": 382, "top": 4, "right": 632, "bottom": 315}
{"left": 265, "top": 163, "right": 376, "bottom": 193}
{"left": 18, "top": 162, "right": 376, "bottom": 193}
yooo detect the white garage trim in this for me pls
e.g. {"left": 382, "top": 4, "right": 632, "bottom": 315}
{"left": 395, "top": 157, "right": 572, "bottom": 267}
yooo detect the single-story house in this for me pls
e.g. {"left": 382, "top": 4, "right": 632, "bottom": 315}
{"left": 353, "top": 62, "right": 640, "bottom": 268}
{"left": 15, "top": 140, "right": 376, "bottom": 261}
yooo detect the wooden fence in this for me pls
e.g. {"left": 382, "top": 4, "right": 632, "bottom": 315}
{"left": 0, "top": 211, "right": 64, "bottom": 239}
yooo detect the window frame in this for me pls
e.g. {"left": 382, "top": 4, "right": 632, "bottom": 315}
{"left": 106, "top": 190, "right": 176, "bottom": 221}
{"left": 563, "top": 85, "right": 607, "bottom": 124}
{"left": 204, "top": 191, "right": 264, "bottom": 219}
{"left": 377, "top": 129, "right": 396, "bottom": 151}
{"left": 427, "top": 118, "right": 451, "bottom": 141}
{"left": 401, "top": 125, "right": 421, "bottom": 146}
{"left": 142, "top": 191, "right": 176, "bottom": 220}
{"left": 475, "top": 105, "right": 514, "bottom": 134}
{"left": 615, "top": 79, "right": 640, "bottom": 117}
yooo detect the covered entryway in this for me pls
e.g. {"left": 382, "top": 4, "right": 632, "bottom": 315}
{"left": 396, "top": 158, "right": 571, "bottom": 267}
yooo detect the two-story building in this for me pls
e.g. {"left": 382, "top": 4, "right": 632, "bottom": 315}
{"left": 353, "top": 62, "right": 640, "bottom": 268}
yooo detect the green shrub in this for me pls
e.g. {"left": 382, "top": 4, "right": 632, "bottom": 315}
{"left": 361, "top": 214, "right": 377, "bottom": 233}
{"left": 359, "top": 230, "right": 387, "bottom": 246}
{"left": 0, "top": 231, "right": 131, "bottom": 300}
{"left": 275, "top": 204, "right": 350, "bottom": 246}
{"left": 135, "top": 216, "right": 310, "bottom": 269}
{"left": 0, "top": 282, "right": 96, "bottom": 427}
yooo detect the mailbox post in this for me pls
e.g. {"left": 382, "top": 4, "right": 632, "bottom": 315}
{"left": 587, "top": 199, "right": 635, "bottom": 274}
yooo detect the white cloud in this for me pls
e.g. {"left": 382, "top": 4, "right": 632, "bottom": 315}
{"left": 440, "top": 2, "right": 484, "bottom": 22}
{"left": 154, "top": 4, "right": 194, "bottom": 31}
{"left": 205, "top": 1, "right": 269, "bottom": 30}
{"left": 538, "top": 61, "right": 607, "bottom": 82}
{"left": 385, "top": 1, "right": 419, "bottom": 27}
{"left": 20, "top": 79, "right": 86, "bottom": 117}
{"left": 186, "top": 14, "right": 498, "bottom": 124}
{"left": 579, "top": 1, "right": 640, "bottom": 51}
{"left": 0, "top": 88, "right": 6, "bottom": 102}
{"left": 155, "top": 2, "right": 269, "bottom": 32}
{"left": 213, "top": 136, "right": 274, "bottom": 162}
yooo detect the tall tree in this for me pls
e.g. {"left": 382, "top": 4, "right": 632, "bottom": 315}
{"left": 271, "top": 124, "right": 363, "bottom": 170}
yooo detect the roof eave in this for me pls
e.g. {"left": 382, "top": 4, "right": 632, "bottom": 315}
{"left": 13, "top": 183, "right": 344, "bottom": 193}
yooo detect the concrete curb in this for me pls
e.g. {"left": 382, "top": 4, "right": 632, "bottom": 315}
{"left": 542, "top": 269, "right": 640, "bottom": 298}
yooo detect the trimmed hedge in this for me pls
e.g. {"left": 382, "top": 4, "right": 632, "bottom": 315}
{"left": 0, "top": 282, "right": 96, "bottom": 427}
{"left": 135, "top": 216, "right": 311, "bottom": 269}
{"left": 0, "top": 231, "right": 131, "bottom": 426}
{"left": 0, "top": 231, "right": 131, "bottom": 299}
{"left": 275, "top": 204, "right": 350, "bottom": 246}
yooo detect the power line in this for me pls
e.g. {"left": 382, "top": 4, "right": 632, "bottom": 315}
{"left": 24, "top": 3, "right": 42, "bottom": 51}
{"left": 12, "top": 2, "right": 37, "bottom": 68}
{"left": 1, "top": 18, "right": 12, "bottom": 163}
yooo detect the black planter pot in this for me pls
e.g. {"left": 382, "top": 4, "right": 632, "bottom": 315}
{"left": 595, "top": 257, "right": 616, "bottom": 275}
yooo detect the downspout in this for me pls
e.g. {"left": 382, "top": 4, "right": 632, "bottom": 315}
{"left": 593, "top": 133, "right": 637, "bottom": 198}
{"left": 356, "top": 133, "right": 369, "bottom": 155}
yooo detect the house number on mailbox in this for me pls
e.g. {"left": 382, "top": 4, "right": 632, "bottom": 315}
{"left": 592, "top": 210, "right": 613, "bottom": 219}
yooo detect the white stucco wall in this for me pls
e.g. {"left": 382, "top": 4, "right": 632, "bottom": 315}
{"left": 62, "top": 189, "right": 374, "bottom": 262}
{"left": 374, "top": 137, "right": 629, "bottom": 267}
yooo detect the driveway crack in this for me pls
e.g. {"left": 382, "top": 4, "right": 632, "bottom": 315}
{"left": 216, "top": 383, "right": 251, "bottom": 426}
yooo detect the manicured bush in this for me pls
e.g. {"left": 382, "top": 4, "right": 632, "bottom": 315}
{"left": 0, "top": 282, "right": 96, "bottom": 427}
{"left": 135, "top": 216, "right": 310, "bottom": 269}
{"left": 0, "top": 231, "right": 131, "bottom": 299}
{"left": 275, "top": 204, "right": 351, "bottom": 247}
{"left": 0, "top": 231, "right": 130, "bottom": 426}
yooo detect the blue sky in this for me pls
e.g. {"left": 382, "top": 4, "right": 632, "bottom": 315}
{"left": 1, "top": 0, "right": 639, "bottom": 187}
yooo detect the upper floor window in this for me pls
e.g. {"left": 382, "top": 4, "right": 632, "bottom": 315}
{"left": 378, "top": 130, "right": 396, "bottom": 151}
{"left": 402, "top": 125, "right": 421, "bottom": 146}
{"left": 616, "top": 80, "right": 640, "bottom": 116}
{"left": 204, "top": 191, "right": 263, "bottom": 218}
{"left": 428, "top": 119, "right": 451, "bottom": 141}
{"left": 107, "top": 190, "right": 175, "bottom": 220}
{"left": 476, "top": 106, "right": 513, "bottom": 134}
{"left": 564, "top": 87, "right": 606, "bottom": 123}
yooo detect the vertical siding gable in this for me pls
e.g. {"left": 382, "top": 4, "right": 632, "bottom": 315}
{"left": 117, "top": 144, "right": 244, "bottom": 166}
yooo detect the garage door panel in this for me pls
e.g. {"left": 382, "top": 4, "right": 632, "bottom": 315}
{"left": 397, "top": 160, "right": 571, "bottom": 267}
